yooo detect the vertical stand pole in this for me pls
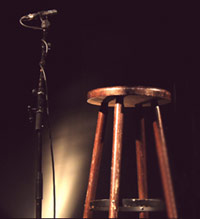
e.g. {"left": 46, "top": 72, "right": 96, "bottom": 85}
{"left": 35, "top": 70, "right": 45, "bottom": 219}
{"left": 34, "top": 18, "right": 50, "bottom": 219}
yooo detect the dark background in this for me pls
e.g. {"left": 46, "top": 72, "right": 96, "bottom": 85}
{"left": 0, "top": 2, "right": 200, "bottom": 218}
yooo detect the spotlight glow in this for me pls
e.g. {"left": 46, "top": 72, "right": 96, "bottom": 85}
{"left": 42, "top": 113, "right": 96, "bottom": 218}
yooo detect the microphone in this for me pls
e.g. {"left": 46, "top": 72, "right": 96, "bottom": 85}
{"left": 21, "top": 9, "right": 57, "bottom": 21}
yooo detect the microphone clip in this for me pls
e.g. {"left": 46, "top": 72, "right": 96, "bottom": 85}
{"left": 40, "top": 17, "right": 51, "bottom": 29}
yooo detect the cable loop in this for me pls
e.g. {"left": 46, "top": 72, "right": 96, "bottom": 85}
{"left": 19, "top": 17, "right": 43, "bottom": 30}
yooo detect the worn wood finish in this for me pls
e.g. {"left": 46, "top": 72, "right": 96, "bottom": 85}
{"left": 84, "top": 86, "right": 176, "bottom": 218}
{"left": 87, "top": 86, "right": 171, "bottom": 107}
{"left": 153, "top": 105, "right": 178, "bottom": 219}
{"left": 109, "top": 97, "right": 124, "bottom": 218}
{"left": 83, "top": 102, "right": 108, "bottom": 218}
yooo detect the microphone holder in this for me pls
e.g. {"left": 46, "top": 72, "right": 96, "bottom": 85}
{"left": 34, "top": 16, "right": 50, "bottom": 219}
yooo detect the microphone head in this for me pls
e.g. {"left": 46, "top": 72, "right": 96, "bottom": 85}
{"left": 41, "top": 9, "right": 58, "bottom": 17}
{"left": 21, "top": 9, "right": 58, "bottom": 21}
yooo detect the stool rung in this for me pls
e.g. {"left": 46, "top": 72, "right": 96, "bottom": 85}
{"left": 90, "top": 198, "right": 165, "bottom": 212}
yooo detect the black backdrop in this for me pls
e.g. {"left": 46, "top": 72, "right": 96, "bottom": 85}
{"left": 0, "top": 2, "right": 200, "bottom": 218}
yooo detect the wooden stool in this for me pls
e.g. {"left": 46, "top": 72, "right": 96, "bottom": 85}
{"left": 83, "top": 86, "right": 178, "bottom": 218}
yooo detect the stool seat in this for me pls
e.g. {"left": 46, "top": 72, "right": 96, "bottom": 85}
{"left": 87, "top": 86, "right": 171, "bottom": 107}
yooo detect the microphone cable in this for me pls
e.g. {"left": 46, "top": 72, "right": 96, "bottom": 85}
{"left": 19, "top": 16, "right": 42, "bottom": 30}
{"left": 40, "top": 62, "right": 56, "bottom": 219}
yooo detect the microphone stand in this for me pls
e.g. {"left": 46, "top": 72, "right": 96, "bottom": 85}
{"left": 34, "top": 16, "right": 50, "bottom": 219}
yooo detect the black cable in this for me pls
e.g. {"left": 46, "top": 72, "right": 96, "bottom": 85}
{"left": 47, "top": 112, "right": 56, "bottom": 219}
{"left": 39, "top": 31, "right": 56, "bottom": 219}
{"left": 40, "top": 62, "right": 56, "bottom": 219}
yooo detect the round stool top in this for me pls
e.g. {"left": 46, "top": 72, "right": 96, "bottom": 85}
{"left": 87, "top": 86, "right": 171, "bottom": 107}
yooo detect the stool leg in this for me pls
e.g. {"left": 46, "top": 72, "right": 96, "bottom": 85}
{"left": 153, "top": 105, "right": 178, "bottom": 219}
{"left": 136, "top": 110, "right": 148, "bottom": 219}
{"left": 83, "top": 102, "right": 108, "bottom": 218}
{"left": 109, "top": 97, "right": 124, "bottom": 218}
